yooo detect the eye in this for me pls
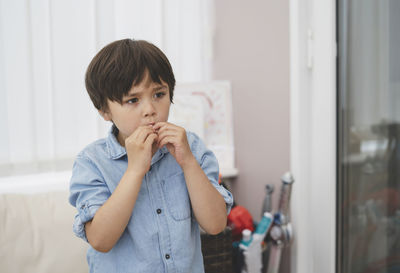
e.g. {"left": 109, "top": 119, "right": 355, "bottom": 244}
{"left": 154, "top": 92, "right": 166, "bottom": 99}
{"left": 127, "top": 98, "right": 138, "bottom": 104}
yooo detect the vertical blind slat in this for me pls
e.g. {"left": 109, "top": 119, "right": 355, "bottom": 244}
{"left": 31, "top": 0, "right": 54, "bottom": 161}
{"left": 180, "top": 0, "right": 202, "bottom": 82}
{"left": 114, "top": 0, "right": 163, "bottom": 44}
{"left": 0, "top": 0, "right": 10, "bottom": 163}
{"left": 3, "top": 0, "right": 35, "bottom": 164}
{"left": 163, "top": 0, "right": 182, "bottom": 81}
{"left": 95, "top": 0, "right": 116, "bottom": 138}
{"left": 51, "top": 0, "right": 98, "bottom": 159}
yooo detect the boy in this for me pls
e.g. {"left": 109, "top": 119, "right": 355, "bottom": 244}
{"left": 69, "top": 39, "right": 233, "bottom": 273}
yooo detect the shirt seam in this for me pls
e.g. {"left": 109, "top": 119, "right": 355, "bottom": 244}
{"left": 75, "top": 154, "right": 110, "bottom": 195}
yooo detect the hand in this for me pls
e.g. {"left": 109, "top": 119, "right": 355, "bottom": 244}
{"left": 153, "top": 122, "right": 195, "bottom": 167}
{"left": 125, "top": 125, "right": 158, "bottom": 176}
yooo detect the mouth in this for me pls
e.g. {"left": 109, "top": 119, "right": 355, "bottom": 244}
{"left": 146, "top": 122, "right": 156, "bottom": 126}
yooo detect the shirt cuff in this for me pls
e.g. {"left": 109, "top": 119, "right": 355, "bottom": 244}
{"left": 72, "top": 201, "right": 102, "bottom": 242}
{"left": 215, "top": 185, "right": 234, "bottom": 215}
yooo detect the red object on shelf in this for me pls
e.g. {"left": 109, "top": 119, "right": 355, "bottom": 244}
{"left": 228, "top": 205, "right": 254, "bottom": 240}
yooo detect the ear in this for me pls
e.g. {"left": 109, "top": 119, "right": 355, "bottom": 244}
{"left": 98, "top": 109, "right": 112, "bottom": 121}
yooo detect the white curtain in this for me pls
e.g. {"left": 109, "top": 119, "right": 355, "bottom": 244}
{"left": 0, "top": 0, "right": 215, "bottom": 176}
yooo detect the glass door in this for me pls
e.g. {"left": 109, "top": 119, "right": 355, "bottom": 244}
{"left": 337, "top": 0, "right": 400, "bottom": 272}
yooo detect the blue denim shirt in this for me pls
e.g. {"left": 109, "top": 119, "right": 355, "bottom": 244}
{"left": 69, "top": 125, "right": 233, "bottom": 273}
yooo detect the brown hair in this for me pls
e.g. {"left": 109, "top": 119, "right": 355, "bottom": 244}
{"left": 85, "top": 39, "right": 175, "bottom": 111}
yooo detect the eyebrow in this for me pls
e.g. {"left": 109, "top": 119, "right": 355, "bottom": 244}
{"left": 125, "top": 84, "right": 168, "bottom": 98}
{"left": 153, "top": 85, "right": 168, "bottom": 91}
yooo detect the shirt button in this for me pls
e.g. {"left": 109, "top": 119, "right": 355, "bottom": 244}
{"left": 165, "top": 254, "right": 170, "bottom": 259}
{"left": 157, "top": 209, "right": 162, "bottom": 214}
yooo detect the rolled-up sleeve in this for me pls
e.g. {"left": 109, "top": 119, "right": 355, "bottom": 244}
{"left": 69, "top": 155, "right": 111, "bottom": 242}
{"left": 189, "top": 132, "right": 234, "bottom": 214}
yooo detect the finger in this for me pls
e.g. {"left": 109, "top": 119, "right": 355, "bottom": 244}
{"left": 144, "top": 132, "right": 158, "bottom": 147}
{"left": 156, "top": 124, "right": 183, "bottom": 137}
{"left": 156, "top": 126, "right": 179, "bottom": 137}
{"left": 138, "top": 127, "right": 156, "bottom": 142}
{"left": 131, "top": 125, "right": 152, "bottom": 137}
{"left": 157, "top": 130, "right": 179, "bottom": 146}
{"left": 156, "top": 126, "right": 177, "bottom": 139}
{"left": 153, "top": 122, "right": 169, "bottom": 132}
{"left": 158, "top": 136, "right": 177, "bottom": 148}
{"left": 135, "top": 126, "right": 156, "bottom": 143}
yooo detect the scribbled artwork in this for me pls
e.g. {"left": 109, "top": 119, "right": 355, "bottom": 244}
{"left": 169, "top": 81, "right": 235, "bottom": 171}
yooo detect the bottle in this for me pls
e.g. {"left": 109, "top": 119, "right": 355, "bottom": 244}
{"left": 243, "top": 231, "right": 264, "bottom": 273}
{"left": 239, "top": 229, "right": 253, "bottom": 250}
{"left": 255, "top": 212, "right": 273, "bottom": 237}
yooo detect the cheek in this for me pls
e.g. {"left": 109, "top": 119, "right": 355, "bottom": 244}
{"left": 120, "top": 122, "right": 140, "bottom": 138}
{"left": 161, "top": 104, "right": 170, "bottom": 121}
{"left": 117, "top": 111, "right": 141, "bottom": 133}
{"left": 128, "top": 118, "right": 141, "bottom": 131}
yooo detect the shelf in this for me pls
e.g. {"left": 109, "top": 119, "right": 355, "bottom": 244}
{"left": 220, "top": 167, "right": 239, "bottom": 178}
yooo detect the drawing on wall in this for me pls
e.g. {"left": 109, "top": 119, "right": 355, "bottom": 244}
{"left": 169, "top": 81, "right": 235, "bottom": 171}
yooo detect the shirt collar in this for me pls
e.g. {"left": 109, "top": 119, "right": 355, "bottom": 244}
{"left": 151, "top": 145, "right": 169, "bottom": 165}
{"left": 105, "top": 125, "right": 126, "bottom": 159}
{"left": 106, "top": 124, "right": 169, "bottom": 161}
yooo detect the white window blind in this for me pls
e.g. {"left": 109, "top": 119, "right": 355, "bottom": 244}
{"left": 0, "top": 0, "right": 215, "bottom": 176}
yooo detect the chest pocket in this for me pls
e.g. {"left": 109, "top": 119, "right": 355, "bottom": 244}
{"left": 162, "top": 172, "right": 191, "bottom": 221}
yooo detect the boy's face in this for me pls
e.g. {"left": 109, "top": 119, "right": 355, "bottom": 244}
{"left": 99, "top": 70, "right": 171, "bottom": 146}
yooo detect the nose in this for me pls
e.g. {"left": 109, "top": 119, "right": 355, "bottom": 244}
{"left": 142, "top": 100, "right": 156, "bottom": 117}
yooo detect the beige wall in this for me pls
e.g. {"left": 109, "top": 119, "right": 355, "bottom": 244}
{"left": 213, "top": 0, "right": 290, "bottom": 220}
{"left": 212, "top": 0, "right": 290, "bottom": 271}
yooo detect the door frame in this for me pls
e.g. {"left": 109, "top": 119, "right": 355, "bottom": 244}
{"left": 289, "top": 0, "right": 337, "bottom": 272}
